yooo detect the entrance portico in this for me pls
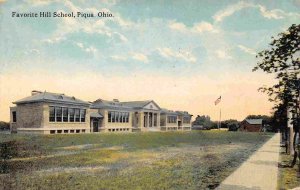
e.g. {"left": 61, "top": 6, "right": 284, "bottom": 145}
{"left": 90, "top": 112, "right": 103, "bottom": 132}
{"left": 143, "top": 111, "right": 160, "bottom": 128}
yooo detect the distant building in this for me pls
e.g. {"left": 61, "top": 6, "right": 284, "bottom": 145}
{"left": 239, "top": 119, "right": 263, "bottom": 132}
{"left": 10, "top": 91, "right": 193, "bottom": 134}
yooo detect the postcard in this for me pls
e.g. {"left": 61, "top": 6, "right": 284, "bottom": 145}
{"left": 0, "top": 0, "right": 299, "bottom": 189}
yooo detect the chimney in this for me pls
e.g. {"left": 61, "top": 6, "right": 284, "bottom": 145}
{"left": 113, "top": 99, "right": 119, "bottom": 102}
{"left": 31, "top": 90, "right": 42, "bottom": 96}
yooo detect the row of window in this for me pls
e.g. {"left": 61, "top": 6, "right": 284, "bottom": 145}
{"left": 108, "top": 111, "right": 130, "bottom": 123}
{"left": 167, "top": 116, "right": 177, "bottom": 123}
{"left": 108, "top": 128, "right": 130, "bottom": 132}
{"left": 49, "top": 107, "right": 86, "bottom": 122}
{"left": 183, "top": 117, "right": 191, "bottom": 124}
{"left": 50, "top": 129, "right": 86, "bottom": 134}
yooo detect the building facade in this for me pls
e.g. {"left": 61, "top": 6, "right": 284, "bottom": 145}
{"left": 10, "top": 91, "right": 193, "bottom": 134}
{"left": 239, "top": 119, "right": 263, "bottom": 132}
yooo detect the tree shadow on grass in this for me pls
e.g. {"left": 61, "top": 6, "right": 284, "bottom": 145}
{"left": 278, "top": 163, "right": 291, "bottom": 168}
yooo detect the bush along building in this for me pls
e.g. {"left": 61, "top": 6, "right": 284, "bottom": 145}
{"left": 10, "top": 91, "right": 193, "bottom": 134}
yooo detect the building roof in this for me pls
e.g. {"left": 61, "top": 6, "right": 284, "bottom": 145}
{"left": 91, "top": 99, "right": 133, "bottom": 110}
{"left": 121, "top": 100, "right": 161, "bottom": 110}
{"left": 245, "top": 119, "right": 263, "bottom": 125}
{"left": 92, "top": 99, "right": 162, "bottom": 111}
{"left": 161, "top": 108, "right": 179, "bottom": 115}
{"left": 176, "top": 111, "right": 193, "bottom": 117}
{"left": 90, "top": 112, "right": 103, "bottom": 118}
{"left": 13, "top": 91, "right": 90, "bottom": 106}
{"left": 121, "top": 100, "right": 152, "bottom": 108}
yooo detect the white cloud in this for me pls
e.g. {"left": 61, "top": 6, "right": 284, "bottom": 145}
{"left": 258, "top": 5, "right": 285, "bottom": 19}
{"left": 169, "top": 21, "right": 217, "bottom": 34}
{"left": 192, "top": 22, "right": 216, "bottom": 33}
{"left": 215, "top": 50, "right": 232, "bottom": 59}
{"left": 169, "top": 21, "right": 187, "bottom": 32}
{"left": 111, "top": 55, "right": 127, "bottom": 61}
{"left": 131, "top": 52, "right": 149, "bottom": 63}
{"left": 43, "top": 36, "right": 66, "bottom": 44}
{"left": 28, "top": 0, "right": 55, "bottom": 6}
{"left": 43, "top": 1, "right": 131, "bottom": 45}
{"left": 157, "top": 47, "right": 197, "bottom": 63}
{"left": 113, "top": 32, "right": 128, "bottom": 42}
{"left": 213, "top": 1, "right": 299, "bottom": 22}
{"left": 75, "top": 42, "right": 98, "bottom": 54}
{"left": 76, "top": 42, "right": 84, "bottom": 49}
{"left": 24, "top": 49, "right": 40, "bottom": 55}
{"left": 85, "top": 46, "right": 97, "bottom": 54}
{"left": 238, "top": 45, "right": 256, "bottom": 55}
{"left": 213, "top": 1, "right": 251, "bottom": 22}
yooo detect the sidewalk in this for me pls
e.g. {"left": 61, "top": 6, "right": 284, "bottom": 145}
{"left": 217, "top": 133, "right": 280, "bottom": 190}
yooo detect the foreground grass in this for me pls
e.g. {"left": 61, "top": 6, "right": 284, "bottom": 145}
{"left": 0, "top": 131, "right": 272, "bottom": 190}
{"left": 278, "top": 147, "right": 300, "bottom": 190}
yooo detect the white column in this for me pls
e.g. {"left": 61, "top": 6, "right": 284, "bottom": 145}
{"left": 152, "top": 112, "right": 155, "bottom": 127}
{"left": 147, "top": 112, "right": 150, "bottom": 128}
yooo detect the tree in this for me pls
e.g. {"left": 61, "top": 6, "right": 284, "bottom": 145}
{"left": 192, "top": 115, "right": 214, "bottom": 129}
{"left": 0, "top": 121, "right": 10, "bottom": 131}
{"left": 253, "top": 24, "right": 300, "bottom": 168}
{"left": 253, "top": 24, "right": 300, "bottom": 128}
{"left": 222, "top": 119, "right": 239, "bottom": 131}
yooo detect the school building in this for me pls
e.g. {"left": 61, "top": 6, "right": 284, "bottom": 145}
{"left": 10, "top": 91, "right": 193, "bottom": 134}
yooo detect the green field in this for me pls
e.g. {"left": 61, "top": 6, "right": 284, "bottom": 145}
{"left": 0, "top": 131, "right": 272, "bottom": 190}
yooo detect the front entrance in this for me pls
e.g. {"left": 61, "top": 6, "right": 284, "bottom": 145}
{"left": 178, "top": 121, "right": 182, "bottom": 127}
{"left": 93, "top": 120, "right": 99, "bottom": 132}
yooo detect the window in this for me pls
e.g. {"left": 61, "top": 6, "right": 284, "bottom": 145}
{"left": 49, "top": 107, "right": 55, "bottom": 122}
{"left": 50, "top": 130, "right": 55, "bottom": 134}
{"left": 55, "top": 107, "right": 62, "bottom": 122}
{"left": 80, "top": 109, "right": 86, "bottom": 122}
{"left": 62, "top": 107, "right": 68, "bottom": 122}
{"left": 168, "top": 116, "right": 176, "bottom": 123}
{"left": 108, "top": 112, "right": 112, "bottom": 122}
{"left": 108, "top": 111, "right": 129, "bottom": 123}
{"left": 116, "top": 112, "right": 119, "bottom": 122}
{"left": 120, "top": 112, "right": 124, "bottom": 123}
{"left": 154, "top": 113, "right": 157, "bottom": 126}
{"left": 69, "top": 108, "right": 75, "bottom": 122}
{"left": 183, "top": 117, "right": 190, "bottom": 124}
{"left": 126, "top": 112, "right": 129, "bottom": 123}
{"left": 122, "top": 112, "right": 126, "bottom": 123}
{"left": 75, "top": 109, "right": 80, "bottom": 122}
{"left": 112, "top": 112, "right": 115, "bottom": 122}
{"left": 12, "top": 111, "right": 17, "bottom": 122}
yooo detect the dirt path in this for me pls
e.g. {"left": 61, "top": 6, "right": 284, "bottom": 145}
{"left": 217, "top": 133, "right": 280, "bottom": 190}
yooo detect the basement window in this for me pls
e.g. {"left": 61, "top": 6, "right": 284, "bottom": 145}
{"left": 50, "top": 130, "right": 55, "bottom": 134}
{"left": 76, "top": 130, "right": 80, "bottom": 133}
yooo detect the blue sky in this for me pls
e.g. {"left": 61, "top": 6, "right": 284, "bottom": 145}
{"left": 0, "top": 0, "right": 299, "bottom": 121}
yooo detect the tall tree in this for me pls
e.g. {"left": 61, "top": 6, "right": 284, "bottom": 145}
{"left": 253, "top": 24, "right": 299, "bottom": 127}
{"left": 253, "top": 24, "right": 300, "bottom": 166}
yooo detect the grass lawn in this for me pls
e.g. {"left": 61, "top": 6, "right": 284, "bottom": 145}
{"left": 278, "top": 147, "right": 300, "bottom": 190}
{"left": 0, "top": 131, "right": 272, "bottom": 190}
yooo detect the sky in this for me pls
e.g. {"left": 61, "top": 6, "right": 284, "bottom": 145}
{"left": 0, "top": 0, "right": 299, "bottom": 122}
